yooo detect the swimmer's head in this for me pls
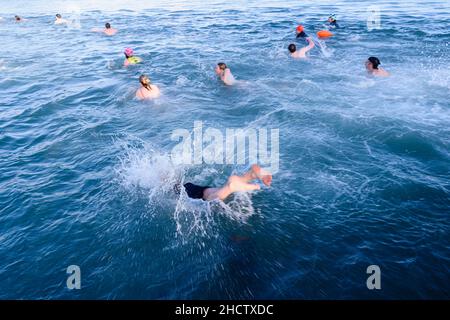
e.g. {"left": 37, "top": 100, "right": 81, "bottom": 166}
{"left": 105, "top": 22, "right": 111, "bottom": 29}
{"left": 216, "top": 62, "right": 227, "bottom": 74}
{"left": 296, "top": 25, "right": 304, "bottom": 33}
{"left": 124, "top": 47, "right": 134, "bottom": 58}
{"left": 288, "top": 43, "right": 297, "bottom": 53}
{"left": 56, "top": 14, "right": 62, "bottom": 19}
{"left": 366, "top": 56, "right": 381, "bottom": 71}
{"left": 328, "top": 14, "right": 337, "bottom": 23}
{"left": 15, "top": 15, "right": 21, "bottom": 21}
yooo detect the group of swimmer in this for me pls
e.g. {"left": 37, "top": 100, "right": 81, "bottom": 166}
{"left": 8, "top": 12, "right": 392, "bottom": 201}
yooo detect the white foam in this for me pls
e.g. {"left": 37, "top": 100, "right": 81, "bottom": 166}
{"left": 316, "top": 39, "right": 333, "bottom": 58}
{"left": 352, "top": 78, "right": 376, "bottom": 89}
{"left": 116, "top": 147, "right": 179, "bottom": 192}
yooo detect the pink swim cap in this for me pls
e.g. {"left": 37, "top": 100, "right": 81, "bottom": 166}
{"left": 124, "top": 48, "right": 134, "bottom": 56}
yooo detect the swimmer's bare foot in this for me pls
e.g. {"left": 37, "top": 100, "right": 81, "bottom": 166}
{"left": 201, "top": 164, "right": 273, "bottom": 201}
{"left": 250, "top": 164, "right": 272, "bottom": 186}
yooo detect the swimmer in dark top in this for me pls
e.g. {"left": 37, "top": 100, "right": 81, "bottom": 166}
{"left": 178, "top": 164, "right": 272, "bottom": 201}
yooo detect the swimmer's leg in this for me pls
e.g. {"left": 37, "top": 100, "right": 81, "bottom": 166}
{"left": 203, "top": 164, "right": 272, "bottom": 201}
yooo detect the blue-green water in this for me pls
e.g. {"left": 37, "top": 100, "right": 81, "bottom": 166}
{"left": 0, "top": 0, "right": 449, "bottom": 299}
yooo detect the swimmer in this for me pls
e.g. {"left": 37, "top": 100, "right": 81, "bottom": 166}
{"left": 14, "top": 15, "right": 25, "bottom": 22}
{"left": 215, "top": 62, "right": 236, "bottom": 86}
{"left": 365, "top": 56, "right": 390, "bottom": 77}
{"left": 124, "top": 48, "right": 142, "bottom": 67}
{"left": 92, "top": 22, "right": 117, "bottom": 36}
{"left": 327, "top": 14, "right": 340, "bottom": 29}
{"left": 177, "top": 164, "right": 272, "bottom": 201}
{"left": 136, "top": 74, "right": 160, "bottom": 100}
{"left": 54, "top": 14, "right": 68, "bottom": 25}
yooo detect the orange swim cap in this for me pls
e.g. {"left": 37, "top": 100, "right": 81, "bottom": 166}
{"left": 296, "top": 25, "right": 304, "bottom": 33}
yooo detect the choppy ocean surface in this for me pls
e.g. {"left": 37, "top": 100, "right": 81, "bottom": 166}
{"left": 0, "top": 0, "right": 449, "bottom": 299}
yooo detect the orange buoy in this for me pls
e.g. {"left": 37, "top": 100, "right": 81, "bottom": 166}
{"left": 317, "top": 30, "right": 333, "bottom": 38}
